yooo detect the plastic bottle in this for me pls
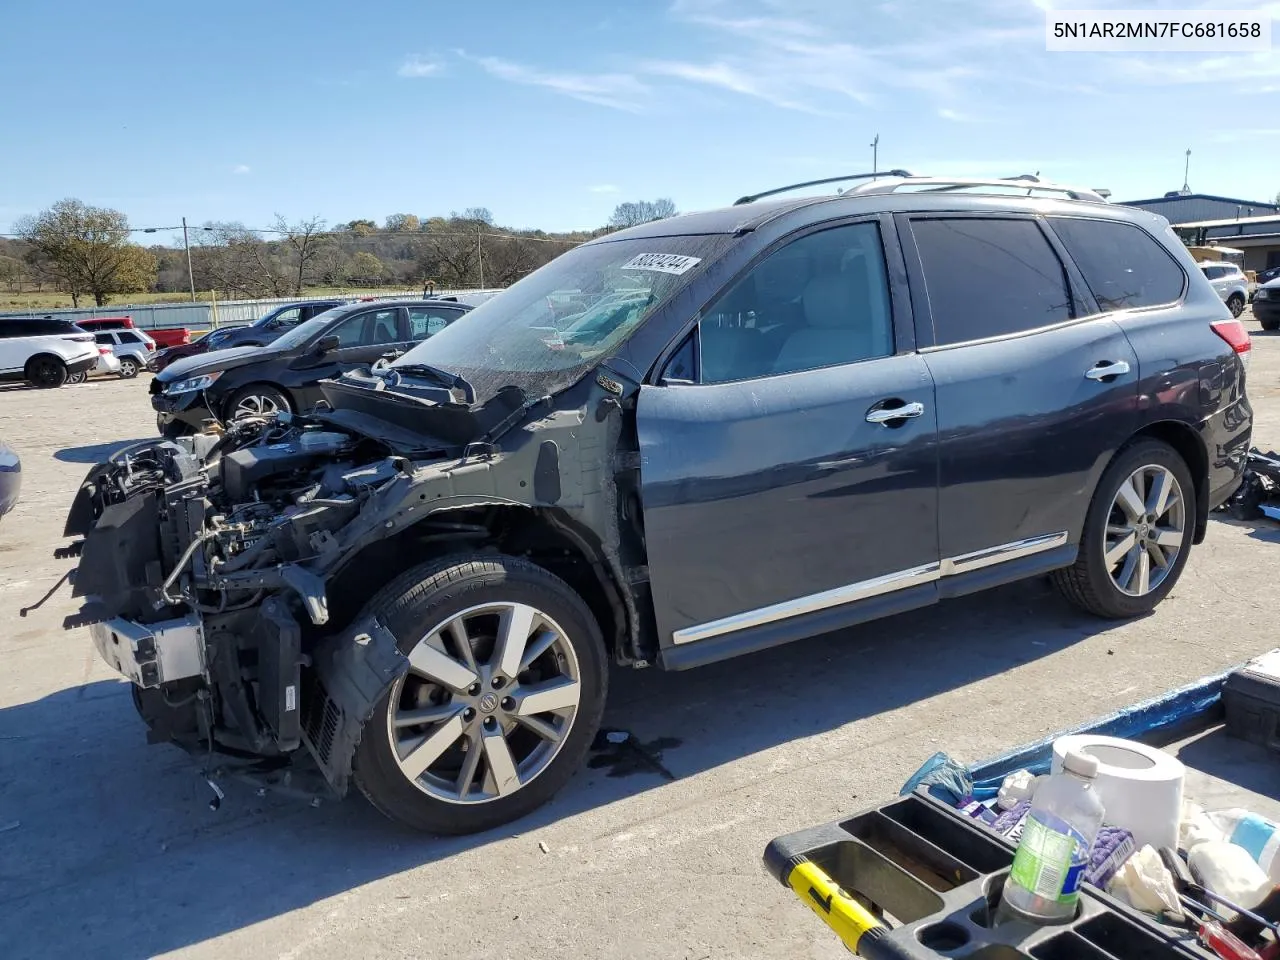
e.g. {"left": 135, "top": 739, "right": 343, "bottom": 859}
{"left": 995, "top": 749, "right": 1106, "bottom": 926}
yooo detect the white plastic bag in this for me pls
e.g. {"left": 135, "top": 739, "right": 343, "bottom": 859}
{"left": 1108, "top": 845, "right": 1183, "bottom": 920}
{"left": 997, "top": 770, "right": 1039, "bottom": 811}
{"left": 1203, "top": 809, "right": 1280, "bottom": 885}
{"left": 1187, "top": 840, "right": 1272, "bottom": 911}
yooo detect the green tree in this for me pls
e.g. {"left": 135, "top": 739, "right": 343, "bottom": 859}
{"left": 14, "top": 199, "right": 158, "bottom": 305}
{"left": 351, "top": 251, "right": 384, "bottom": 280}
{"left": 383, "top": 213, "right": 420, "bottom": 233}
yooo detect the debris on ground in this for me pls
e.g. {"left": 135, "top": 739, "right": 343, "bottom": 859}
{"left": 1223, "top": 448, "right": 1280, "bottom": 523}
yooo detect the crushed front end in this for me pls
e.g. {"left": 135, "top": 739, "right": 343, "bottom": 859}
{"left": 60, "top": 367, "right": 645, "bottom": 803}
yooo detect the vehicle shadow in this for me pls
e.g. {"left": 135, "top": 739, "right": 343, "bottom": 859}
{"left": 54, "top": 439, "right": 156, "bottom": 464}
{"left": 1175, "top": 727, "right": 1280, "bottom": 805}
{"left": 0, "top": 578, "right": 1118, "bottom": 960}
{"left": 1211, "top": 510, "right": 1280, "bottom": 546}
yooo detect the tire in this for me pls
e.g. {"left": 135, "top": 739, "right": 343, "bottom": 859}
{"left": 25, "top": 355, "right": 67, "bottom": 389}
{"left": 1053, "top": 439, "right": 1196, "bottom": 619}
{"left": 117, "top": 357, "right": 139, "bottom": 378}
{"left": 1227, "top": 294, "right": 1245, "bottom": 318}
{"left": 1261, "top": 316, "right": 1280, "bottom": 332}
{"left": 159, "top": 417, "right": 195, "bottom": 439}
{"left": 352, "top": 554, "right": 608, "bottom": 834}
{"left": 225, "top": 384, "right": 291, "bottom": 421}
{"left": 66, "top": 371, "right": 87, "bottom": 385}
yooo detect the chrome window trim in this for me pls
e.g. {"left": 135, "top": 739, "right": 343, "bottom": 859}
{"left": 670, "top": 531, "right": 1069, "bottom": 645}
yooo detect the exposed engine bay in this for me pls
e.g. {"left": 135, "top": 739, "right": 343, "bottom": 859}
{"left": 60, "top": 369, "right": 645, "bottom": 798}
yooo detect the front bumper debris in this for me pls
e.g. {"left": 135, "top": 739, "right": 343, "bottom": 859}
{"left": 90, "top": 614, "right": 206, "bottom": 688}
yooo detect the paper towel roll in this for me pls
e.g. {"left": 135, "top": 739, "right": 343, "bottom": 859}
{"left": 1051, "top": 734, "right": 1185, "bottom": 851}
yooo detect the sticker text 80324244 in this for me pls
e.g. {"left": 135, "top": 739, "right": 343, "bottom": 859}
{"left": 619, "top": 253, "right": 702, "bottom": 276}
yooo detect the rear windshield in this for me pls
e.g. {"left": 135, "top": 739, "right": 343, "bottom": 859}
{"left": 392, "top": 234, "right": 735, "bottom": 401}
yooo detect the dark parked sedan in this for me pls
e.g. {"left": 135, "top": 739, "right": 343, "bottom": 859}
{"left": 147, "top": 325, "right": 249, "bottom": 373}
{"left": 151, "top": 298, "right": 472, "bottom": 435}
{"left": 0, "top": 439, "right": 20, "bottom": 521}
{"left": 209, "top": 299, "right": 352, "bottom": 351}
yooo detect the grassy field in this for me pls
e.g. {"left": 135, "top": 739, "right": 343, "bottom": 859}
{"left": 0, "top": 285, "right": 424, "bottom": 311}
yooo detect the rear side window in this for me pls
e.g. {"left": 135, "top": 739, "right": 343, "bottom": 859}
{"left": 118, "top": 331, "right": 143, "bottom": 344}
{"left": 94, "top": 333, "right": 114, "bottom": 345}
{"left": 1050, "top": 217, "right": 1185, "bottom": 311}
{"left": 909, "top": 218, "right": 1077, "bottom": 346}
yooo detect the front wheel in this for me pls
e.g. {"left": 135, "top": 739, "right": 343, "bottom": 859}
{"left": 1261, "top": 315, "right": 1280, "bottom": 332}
{"left": 353, "top": 555, "right": 608, "bottom": 834}
{"left": 1227, "top": 294, "right": 1245, "bottom": 318}
{"left": 1053, "top": 440, "right": 1195, "bottom": 618}
{"left": 226, "top": 384, "right": 290, "bottom": 421}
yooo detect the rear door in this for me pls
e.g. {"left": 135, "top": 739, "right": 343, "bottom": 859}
{"left": 638, "top": 218, "right": 941, "bottom": 666}
{"left": 407, "top": 304, "right": 466, "bottom": 344}
{"left": 899, "top": 213, "right": 1140, "bottom": 571}
{"left": 0, "top": 320, "right": 20, "bottom": 373}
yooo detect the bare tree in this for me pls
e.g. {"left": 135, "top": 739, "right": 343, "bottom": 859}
{"left": 608, "top": 198, "right": 678, "bottom": 230}
{"left": 274, "top": 215, "right": 330, "bottom": 295}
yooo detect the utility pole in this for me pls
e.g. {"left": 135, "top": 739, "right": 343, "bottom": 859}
{"left": 477, "top": 230, "right": 485, "bottom": 288}
{"left": 870, "top": 134, "right": 880, "bottom": 174}
{"left": 182, "top": 216, "right": 196, "bottom": 302}
{"left": 1182, "top": 148, "right": 1192, "bottom": 194}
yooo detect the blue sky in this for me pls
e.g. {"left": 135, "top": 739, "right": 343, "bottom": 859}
{"left": 2, "top": 0, "right": 1279, "bottom": 240}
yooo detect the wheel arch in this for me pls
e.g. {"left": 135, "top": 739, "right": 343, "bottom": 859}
{"left": 24, "top": 351, "right": 65, "bottom": 375}
{"left": 322, "top": 504, "right": 636, "bottom": 665}
{"left": 1126, "top": 419, "right": 1210, "bottom": 544}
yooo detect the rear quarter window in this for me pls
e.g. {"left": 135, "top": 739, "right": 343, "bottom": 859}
{"left": 1050, "top": 217, "right": 1186, "bottom": 311}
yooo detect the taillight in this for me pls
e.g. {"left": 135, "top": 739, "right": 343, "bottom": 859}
{"left": 1210, "top": 318, "right": 1251, "bottom": 372}
{"left": 98, "top": 346, "right": 111, "bottom": 355}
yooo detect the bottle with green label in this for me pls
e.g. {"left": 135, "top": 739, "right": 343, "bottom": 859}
{"left": 995, "top": 749, "right": 1105, "bottom": 926}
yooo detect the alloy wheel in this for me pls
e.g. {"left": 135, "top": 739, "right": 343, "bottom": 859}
{"left": 118, "top": 358, "right": 138, "bottom": 378}
{"left": 387, "top": 602, "right": 582, "bottom": 804}
{"left": 232, "top": 394, "right": 282, "bottom": 419}
{"left": 1104, "top": 464, "right": 1186, "bottom": 597}
{"left": 32, "top": 360, "right": 61, "bottom": 386}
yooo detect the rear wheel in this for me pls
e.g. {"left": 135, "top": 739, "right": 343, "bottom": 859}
{"left": 1227, "top": 294, "right": 1245, "bottom": 318}
{"left": 1053, "top": 440, "right": 1195, "bottom": 618}
{"left": 226, "top": 384, "right": 290, "bottom": 421}
{"left": 352, "top": 554, "right": 608, "bottom": 834}
{"left": 117, "top": 357, "right": 139, "bottom": 378}
{"left": 25, "top": 355, "right": 67, "bottom": 389}
{"left": 66, "top": 371, "right": 88, "bottom": 385}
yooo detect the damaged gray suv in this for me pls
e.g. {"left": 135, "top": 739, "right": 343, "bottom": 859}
{"left": 62, "top": 173, "right": 1253, "bottom": 834}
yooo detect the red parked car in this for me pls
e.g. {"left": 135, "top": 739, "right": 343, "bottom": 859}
{"left": 76, "top": 316, "right": 192, "bottom": 349}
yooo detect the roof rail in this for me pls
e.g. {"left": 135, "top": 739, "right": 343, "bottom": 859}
{"left": 734, "top": 170, "right": 918, "bottom": 206}
{"left": 844, "top": 174, "right": 1109, "bottom": 203}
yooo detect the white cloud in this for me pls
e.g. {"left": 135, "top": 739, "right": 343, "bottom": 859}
{"left": 641, "top": 59, "right": 827, "bottom": 112}
{"left": 232, "top": 164, "right": 251, "bottom": 175}
{"left": 588, "top": 184, "right": 620, "bottom": 193}
{"left": 938, "top": 107, "right": 988, "bottom": 123}
{"left": 460, "top": 51, "right": 648, "bottom": 112}
{"left": 398, "top": 55, "right": 443, "bottom": 78}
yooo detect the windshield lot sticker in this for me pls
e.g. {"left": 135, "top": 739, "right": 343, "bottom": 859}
{"left": 620, "top": 253, "right": 702, "bottom": 275}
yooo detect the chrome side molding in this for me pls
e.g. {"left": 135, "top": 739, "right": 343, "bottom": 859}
{"left": 671, "top": 531, "right": 1069, "bottom": 646}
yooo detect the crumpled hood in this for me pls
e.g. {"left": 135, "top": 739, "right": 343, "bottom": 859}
{"left": 158, "top": 344, "right": 285, "bottom": 383}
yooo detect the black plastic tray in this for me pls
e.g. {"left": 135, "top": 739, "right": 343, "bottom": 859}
{"left": 764, "top": 791, "right": 1214, "bottom": 959}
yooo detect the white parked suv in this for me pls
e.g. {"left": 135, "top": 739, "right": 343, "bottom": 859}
{"left": 1198, "top": 261, "right": 1248, "bottom": 317}
{"left": 90, "top": 329, "right": 156, "bottom": 378}
{"left": 0, "top": 316, "right": 99, "bottom": 388}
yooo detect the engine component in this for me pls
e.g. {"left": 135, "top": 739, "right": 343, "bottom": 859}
{"left": 253, "top": 597, "right": 304, "bottom": 750}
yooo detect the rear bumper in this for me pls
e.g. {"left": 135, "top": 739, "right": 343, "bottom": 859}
{"left": 66, "top": 354, "right": 98, "bottom": 375}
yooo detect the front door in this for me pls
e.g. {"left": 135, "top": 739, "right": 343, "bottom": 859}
{"left": 291, "top": 306, "right": 409, "bottom": 408}
{"left": 637, "top": 219, "right": 940, "bottom": 666}
{"left": 898, "top": 214, "right": 1141, "bottom": 566}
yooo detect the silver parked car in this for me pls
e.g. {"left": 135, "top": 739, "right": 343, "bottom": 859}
{"left": 1198, "top": 261, "right": 1248, "bottom": 317}
{"left": 90, "top": 329, "right": 157, "bottom": 378}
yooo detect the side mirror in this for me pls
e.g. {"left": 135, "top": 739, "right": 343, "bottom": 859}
{"left": 315, "top": 335, "right": 340, "bottom": 355}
